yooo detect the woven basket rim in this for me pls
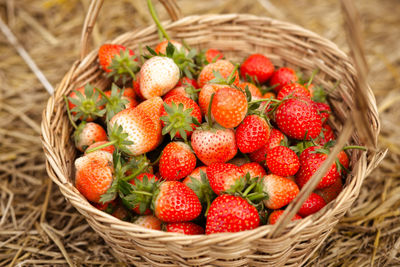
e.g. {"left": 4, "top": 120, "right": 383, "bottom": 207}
{"left": 41, "top": 13, "right": 382, "bottom": 244}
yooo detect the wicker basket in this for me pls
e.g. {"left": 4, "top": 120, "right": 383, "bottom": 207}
{"left": 41, "top": 0, "right": 385, "bottom": 266}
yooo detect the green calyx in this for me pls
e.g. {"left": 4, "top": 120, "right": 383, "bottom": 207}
{"left": 160, "top": 101, "right": 200, "bottom": 141}
{"left": 96, "top": 84, "right": 129, "bottom": 122}
{"left": 209, "top": 64, "right": 239, "bottom": 86}
{"left": 86, "top": 124, "right": 133, "bottom": 155}
{"left": 107, "top": 49, "right": 139, "bottom": 84}
{"left": 185, "top": 170, "right": 216, "bottom": 216}
{"left": 124, "top": 174, "right": 160, "bottom": 214}
{"left": 68, "top": 83, "right": 106, "bottom": 121}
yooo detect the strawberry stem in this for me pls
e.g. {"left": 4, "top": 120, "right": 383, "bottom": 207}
{"left": 247, "top": 193, "right": 267, "bottom": 202}
{"left": 343, "top": 145, "right": 367, "bottom": 151}
{"left": 63, "top": 96, "right": 78, "bottom": 129}
{"left": 242, "top": 182, "right": 256, "bottom": 197}
{"left": 204, "top": 193, "right": 211, "bottom": 217}
{"left": 94, "top": 87, "right": 111, "bottom": 103}
{"left": 131, "top": 190, "right": 153, "bottom": 197}
{"left": 85, "top": 139, "right": 118, "bottom": 154}
{"left": 207, "top": 93, "right": 215, "bottom": 128}
{"left": 307, "top": 69, "right": 319, "bottom": 87}
{"left": 226, "top": 63, "right": 239, "bottom": 84}
{"left": 147, "top": 0, "right": 170, "bottom": 41}
{"left": 122, "top": 161, "right": 150, "bottom": 181}
{"left": 248, "top": 98, "right": 281, "bottom": 104}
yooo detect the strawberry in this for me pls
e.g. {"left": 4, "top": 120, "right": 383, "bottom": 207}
{"left": 135, "top": 96, "right": 164, "bottom": 135}
{"left": 159, "top": 142, "right": 196, "bottom": 180}
{"left": 249, "top": 129, "right": 285, "bottom": 164}
{"left": 163, "top": 85, "right": 200, "bottom": 102}
{"left": 228, "top": 157, "right": 250, "bottom": 166}
{"left": 160, "top": 95, "right": 202, "bottom": 140}
{"left": 176, "top": 77, "right": 199, "bottom": 88}
{"left": 268, "top": 210, "right": 302, "bottom": 225}
{"left": 262, "top": 174, "right": 299, "bottom": 209}
{"left": 191, "top": 128, "right": 237, "bottom": 166}
{"left": 198, "top": 83, "right": 228, "bottom": 117}
{"left": 153, "top": 181, "right": 202, "bottom": 222}
{"left": 132, "top": 73, "right": 144, "bottom": 100}
{"left": 317, "top": 124, "right": 335, "bottom": 146}
{"left": 134, "top": 215, "right": 162, "bottom": 230}
{"left": 111, "top": 205, "right": 131, "bottom": 221}
{"left": 206, "top": 163, "right": 246, "bottom": 195}
{"left": 266, "top": 146, "right": 300, "bottom": 177}
{"left": 205, "top": 48, "right": 224, "bottom": 63}
{"left": 166, "top": 222, "right": 205, "bottom": 235}
{"left": 206, "top": 195, "right": 260, "bottom": 234}
{"left": 129, "top": 173, "right": 159, "bottom": 214}
{"left": 109, "top": 107, "right": 159, "bottom": 155}
{"left": 183, "top": 167, "right": 215, "bottom": 212}
{"left": 139, "top": 56, "right": 180, "bottom": 99}
{"left": 313, "top": 102, "right": 331, "bottom": 123}
{"left": 211, "top": 87, "right": 248, "bottom": 129}
{"left": 73, "top": 122, "right": 107, "bottom": 152}
{"left": 262, "top": 91, "right": 276, "bottom": 99}
{"left": 240, "top": 162, "right": 267, "bottom": 179}
{"left": 277, "top": 83, "right": 311, "bottom": 100}
{"left": 75, "top": 151, "right": 114, "bottom": 203}
{"left": 98, "top": 44, "right": 138, "bottom": 82}
{"left": 238, "top": 82, "right": 263, "bottom": 99}
{"left": 236, "top": 115, "right": 270, "bottom": 153}
{"left": 315, "top": 178, "right": 343, "bottom": 203}
{"left": 183, "top": 166, "right": 208, "bottom": 186}
{"left": 100, "top": 84, "right": 137, "bottom": 121}
{"left": 85, "top": 141, "right": 115, "bottom": 155}
{"left": 275, "top": 96, "right": 322, "bottom": 140}
{"left": 67, "top": 84, "right": 106, "bottom": 122}
{"left": 155, "top": 40, "right": 183, "bottom": 55}
{"left": 269, "top": 67, "right": 298, "bottom": 93}
{"left": 240, "top": 54, "right": 274, "bottom": 84}
{"left": 295, "top": 146, "right": 346, "bottom": 189}
{"left": 197, "top": 60, "right": 239, "bottom": 88}
{"left": 298, "top": 193, "right": 326, "bottom": 217}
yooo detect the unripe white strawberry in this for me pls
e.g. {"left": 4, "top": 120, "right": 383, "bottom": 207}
{"left": 140, "top": 56, "right": 180, "bottom": 99}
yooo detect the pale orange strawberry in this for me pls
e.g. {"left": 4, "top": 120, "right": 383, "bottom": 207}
{"left": 135, "top": 97, "right": 164, "bottom": 144}
{"left": 155, "top": 40, "right": 184, "bottom": 55}
{"left": 74, "top": 122, "right": 107, "bottom": 152}
{"left": 132, "top": 73, "right": 144, "bottom": 100}
{"left": 197, "top": 60, "right": 239, "bottom": 88}
{"left": 85, "top": 141, "right": 115, "bottom": 155}
{"left": 211, "top": 87, "right": 248, "bottom": 128}
{"left": 109, "top": 107, "right": 159, "bottom": 155}
{"left": 140, "top": 56, "right": 180, "bottom": 99}
{"left": 262, "top": 174, "right": 300, "bottom": 209}
{"left": 182, "top": 166, "right": 208, "bottom": 186}
{"left": 75, "top": 151, "right": 114, "bottom": 203}
{"left": 134, "top": 215, "right": 162, "bottom": 230}
{"left": 198, "top": 83, "right": 228, "bottom": 117}
{"left": 240, "top": 162, "right": 266, "bottom": 179}
{"left": 238, "top": 82, "right": 263, "bottom": 99}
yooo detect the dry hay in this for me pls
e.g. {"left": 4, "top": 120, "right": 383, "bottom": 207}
{"left": 0, "top": 0, "right": 399, "bottom": 266}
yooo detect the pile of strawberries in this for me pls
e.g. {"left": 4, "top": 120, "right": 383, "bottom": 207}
{"left": 66, "top": 37, "right": 357, "bottom": 235}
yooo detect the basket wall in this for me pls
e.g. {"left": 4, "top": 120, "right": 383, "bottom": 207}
{"left": 41, "top": 14, "right": 382, "bottom": 266}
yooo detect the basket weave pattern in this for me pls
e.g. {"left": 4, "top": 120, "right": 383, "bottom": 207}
{"left": 41, "top": 14, "right": 382, "bottom": 266}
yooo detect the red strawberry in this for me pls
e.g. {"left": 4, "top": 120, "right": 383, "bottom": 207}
{"left": 266, "top": 146, "right": 300, "bottom": 177}
{"left": 298, "top": 193, "right": 326, "bottom": 217}
{"left": 275, "top": 96, "right": 322, "bottom": 140}
{"left": 228, "top": 157, "right": 250, "bottom": 166}
{"left": 198, "top": 83, "right": 227, "bottom": 117}
{"left": 166, "top": 222, "right": 205, "bottom": 235}
{"left": 67, "top": 84, "right": 106, "bottom": 122}
{"left": 155, "top": 40, "right": 183, "bottom": 55}
{"left": 98, "top": 44, "right": 138, "bottom": 82}
{"left": 129, "top": 173, "right": 159, "bottom": 214}
{"left": 75, "top": 151, "right": 114, "bottom": 203}
{"left": 315, "top": 178, "right": 343, "bottom": 203}
{"left": 206, "top": 163, "right": 245, "bottom": 195}
{"left": 269, "top": 67, "right": 298, "bottom": 93}
{"left": 176, "top": 77, "right": 199, "bottom": 88}
{"left": 160, "top": 95, "right": 202, "bottom": 140}
{"left": 313, "top": 102, "right": 331, "bottom": 123}
{"left": 206, "top": 195, "right": 260, "bottom": 234}
{"left": 277, "top": 83, "right": 311, "bottom": 100}
{"left": 85, "top": 141, "right": 115, "bottom": 155}
{"left": 238, "top": 82, "right": 263, "bottom": 99}
{"left": 317, "top": 124, "right": 335, "bottom": 145}
{"left": 134, "top": 215, "right": 162, "bottom": 230}
{"left": 236, "top": 115, "right": 270, "bottom": 153}
{"left": 140, "top": 56, "right": 180, "bottom": 99}
{"left": 249, "top": 129, "right": 285, "bottom": 164}
{"left": 205, "top": 48, "right": 224, "bottom": 63}
{"left": 197, "top": 60, "right": 239, "bottom": 88}
{"left": 109, "top": 107, "right": 159, "bottom": 155}
{"left": 153, "top": 181, "right": 202, "bottom": 222}
{"left": 262, "top": 174, "right": 299, "bottom": 209}
{"left": 240, "top": 162, "right": 267, "bottom": 179}
{"left": 74, "top": 122, "right": 107, "bottom": 152}
{"left": 240, "top": 54, "right": 274, "bottom": 84}
{"left": 191, "top": 128, "right": 237, "bottom": 166}
{"left": 159, "top": 142, "right": 196, "bottom": 180}
{"left": 211, "top": 87, "right": 248, "bottom": 129}
{"left": 268, "top": 210, "right": 302, "bottom": 225}
{"left": 295, "top": 146, "right": 346, "bottom": 189}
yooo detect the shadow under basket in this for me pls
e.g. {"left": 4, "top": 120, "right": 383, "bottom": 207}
{"left": 41, "top": 13, "right": 384, "bottom": 266}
